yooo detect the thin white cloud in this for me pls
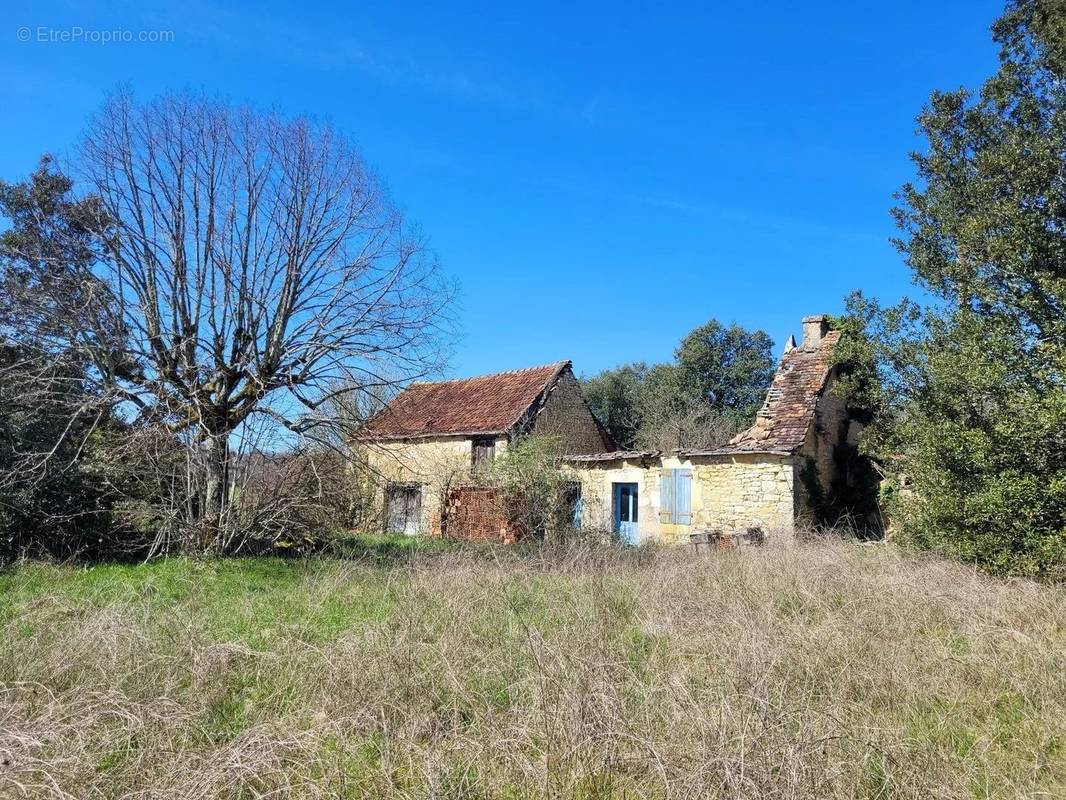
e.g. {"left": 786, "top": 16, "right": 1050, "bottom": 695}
{"left": 180, "top": 3, "right": 519, "bottom": 108}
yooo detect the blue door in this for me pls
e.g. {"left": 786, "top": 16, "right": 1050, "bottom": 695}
{"left": 612, "top": 482, "right": 639, "bottom": 544}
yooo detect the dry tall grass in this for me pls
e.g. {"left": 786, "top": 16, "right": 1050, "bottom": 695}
{"left": 1, "top": 539, "right": 1064, "bottom": 799}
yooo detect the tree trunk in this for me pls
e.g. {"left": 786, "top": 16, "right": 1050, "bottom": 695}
{"left": 201, "top": 434, "right": 229, "bottom": 550}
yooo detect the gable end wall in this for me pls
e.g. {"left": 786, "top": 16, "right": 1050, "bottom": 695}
{"left": 530, "top": 368, "right": 613, "bottom": 453}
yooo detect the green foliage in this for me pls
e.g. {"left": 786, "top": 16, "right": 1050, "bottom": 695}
{"left": 0, "top": 160, "right": 137, "bottom": 562}
{"left": 491, "top": 435, "right": 571, "bottom": 539}
{"left": 580, "top": 363, "right": 648, "bottom": 449}
{"left": 0, "top": 346, "right": 122, "bottom": 561}
{"left": 827, "top": 307, "right": 885, "bottom": 428}
{"left": 845, "top": 0, "right": 1066, "bottom": 577}
{"left": 0, "top": 155, "right": 114, "bottom": 350}
{"left": 582, "top": 318, "right": 774, "bottom": 450}
{"left": 847, "top": 298, "right": 1066, "bottom": 575}
{"left": 674, "top": 318, "right": 775, "bottom": 417}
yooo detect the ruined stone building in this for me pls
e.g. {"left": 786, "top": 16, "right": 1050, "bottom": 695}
{"left": 360, "top": 315, "right": 853, "bottom": 545}
{"left": 564, "top": 315, "right": 849, "bottom": 544}
{"left": 360, "top": 361, "right": 612, "bottom": 536}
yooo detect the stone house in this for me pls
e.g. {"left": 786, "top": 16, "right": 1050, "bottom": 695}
{"left": 563, "top": 315, "right": 850, "bottom": 545}
{"left": 360, "top": 361, "right": 612, "bottom": 536}
{"left": 360, "top": 315, "right": 854, "bottom": 545}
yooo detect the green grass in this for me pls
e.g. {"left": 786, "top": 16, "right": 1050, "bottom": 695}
{"left": 0, "top": 554, "right": 400, "bottom": 647}
{"left": 1, "top": 537, "right": 1065, "bottom": 798}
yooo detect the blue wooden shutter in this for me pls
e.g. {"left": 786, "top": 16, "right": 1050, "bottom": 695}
{"left": 659, "top": 469, "right": 676, "bottom": 523}
{"left": 675, "top": 469, "right": 693, "bottom": 524}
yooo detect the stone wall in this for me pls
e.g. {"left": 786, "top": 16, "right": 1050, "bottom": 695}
{"left": 531, "top": 368, "right": 614, "bottom": 453}
{"left": 360, "top": 365, "right": 609, "bottom": 535}
{"left": 369, "top": 438, "right": 801, "bottom": 543}
{"left": 687, "top": 454, "right": 795, "bottom": 538}
{"left": 804, "top": 369, "right": 848, "bottom": 491}
{"left": 568, "top": 458, "right": 660, "bottom": 543}
{"left": 793, "top": 369, "right": 851, "bottom": 526}
{"left": 566, "top": 453, "right": 796, "bottom": 546}
{"left": 364, "top": 436, "right": 508, "bottom": 533}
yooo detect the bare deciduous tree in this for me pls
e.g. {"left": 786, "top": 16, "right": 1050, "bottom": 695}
{"left": 80, "top": 91, "right": 452, "bottom": 542}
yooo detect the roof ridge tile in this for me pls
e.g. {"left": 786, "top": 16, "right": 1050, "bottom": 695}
{"left": 409, "top": 360, "right": 570, "bottom": 387}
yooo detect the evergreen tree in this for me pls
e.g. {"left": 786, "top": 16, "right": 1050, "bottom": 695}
{"left": 583, "top": 319, "right": 774, "bottom": 451}
{"left": 843, "top": 0, "right": 1066, "bottom": 577}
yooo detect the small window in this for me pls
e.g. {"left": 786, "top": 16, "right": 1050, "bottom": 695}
{"left": 472, "top": 438, "right": 496, "bottom": 472}
{"left": 618, "top": 483, "right": 638, "bottom": 522}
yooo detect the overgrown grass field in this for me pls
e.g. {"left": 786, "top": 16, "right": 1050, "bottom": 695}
{"left": 1, "top": 538, "right": 1064, "bottom": 798}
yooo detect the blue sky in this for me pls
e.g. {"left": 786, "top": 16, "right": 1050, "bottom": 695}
{"left": 4, "top": 0, "right": 1004, "bottom": 378}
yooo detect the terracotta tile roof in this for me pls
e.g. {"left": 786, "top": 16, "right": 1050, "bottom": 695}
{"left": 361, "top": 361, "right": 570, "bottom": 440}
{"left": 721, "top": 329, "right": 841, "bottom": 455}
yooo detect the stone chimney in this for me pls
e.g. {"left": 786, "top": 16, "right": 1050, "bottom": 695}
{"left": 801, "top": 314, "right": 828, "bottom": 350}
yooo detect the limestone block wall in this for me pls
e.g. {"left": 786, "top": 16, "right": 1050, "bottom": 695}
{"left": 687, "top": 454, "right": 795, "bottom": 538}
{"left": 368, "top": 438, "right": 800, "bottom": 543}
{"left": 364, "top": 436, "right": 508, "bottom": 533}
{"left": 565, "top": 458, "right": 663, "bottom": 544}
{"left": 566, "top": 453, "right": 797, "bottom": 545}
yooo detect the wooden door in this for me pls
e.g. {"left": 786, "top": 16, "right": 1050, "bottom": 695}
{"left": 386, "top": 485, "right": 422, "bottom": 535}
